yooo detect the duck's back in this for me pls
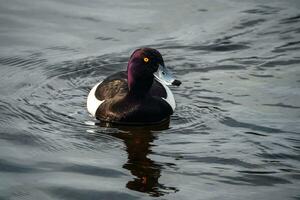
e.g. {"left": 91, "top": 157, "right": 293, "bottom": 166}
{"left": 95, "top": 71, "right": 128, "bottom": 101}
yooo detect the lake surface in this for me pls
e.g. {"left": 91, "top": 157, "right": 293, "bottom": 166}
{"left": 0, "top": 0, "right": 300, "bottom": 199}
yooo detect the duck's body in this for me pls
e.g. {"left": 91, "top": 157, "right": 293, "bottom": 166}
{"left": 87, "top": 48, "right": 181, "bottom": 125}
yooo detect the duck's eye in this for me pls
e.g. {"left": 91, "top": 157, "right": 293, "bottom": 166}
{"left": 144, "top": 57, "right": 149, "bottom": 63}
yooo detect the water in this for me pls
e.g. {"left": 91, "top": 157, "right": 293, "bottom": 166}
{"left": 0, "top": 0, "right": 300, "bottom": 199}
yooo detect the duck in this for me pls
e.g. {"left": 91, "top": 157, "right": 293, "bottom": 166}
{"left": 87, "top": 48, "right": 181, "bottom": 125}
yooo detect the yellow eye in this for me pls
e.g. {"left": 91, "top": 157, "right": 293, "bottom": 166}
{"left": 144, "top": 57, "right": 149, "bottom": 63}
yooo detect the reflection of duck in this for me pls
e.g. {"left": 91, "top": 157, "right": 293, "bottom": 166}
{"left": 87, "top": 48, "right": 181, "bottom": 125}
{"left": 103, "top": 122, "right": 178, "bottom": 197}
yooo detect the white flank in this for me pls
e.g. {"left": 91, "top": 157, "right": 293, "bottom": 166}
{"left": 156, "top": 79, "right": 176, "bottom": 111}
{"left": 87, "top": 82, "right": 104, "bottom": 117}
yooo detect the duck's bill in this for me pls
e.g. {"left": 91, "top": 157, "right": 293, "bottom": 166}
{"left": 154, "top": 65, "right": 181, "bottom": 86}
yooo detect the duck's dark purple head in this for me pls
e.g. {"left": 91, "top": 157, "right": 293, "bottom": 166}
{"left": 127, "top": 48, "right": 181, "bottom": 94}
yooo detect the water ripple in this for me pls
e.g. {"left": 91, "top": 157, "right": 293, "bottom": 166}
{"left": 45, "top": 187, "right": 138, "bottom": 200}
{"left": 0, "top": 55, "right": 47, "bottom": 69}
{"left": 220, "top": 117, "right": 286, "bottom": 134}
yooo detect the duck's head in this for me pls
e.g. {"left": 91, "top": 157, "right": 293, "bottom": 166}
{"left": 127, "top": 48, "right": 181, "bottom": 94}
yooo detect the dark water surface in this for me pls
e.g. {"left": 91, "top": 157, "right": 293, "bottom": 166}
{"left": 1, "top": 0, "right": 300, "bottom": 199}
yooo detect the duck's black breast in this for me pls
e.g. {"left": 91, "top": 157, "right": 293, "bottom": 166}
{"left": 94, "top": 71, "right": 171, "bottom": 124}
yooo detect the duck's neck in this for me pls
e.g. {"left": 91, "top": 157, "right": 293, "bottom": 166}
{"left": 127, "top": 64, "right": 153, "bottom": 97}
